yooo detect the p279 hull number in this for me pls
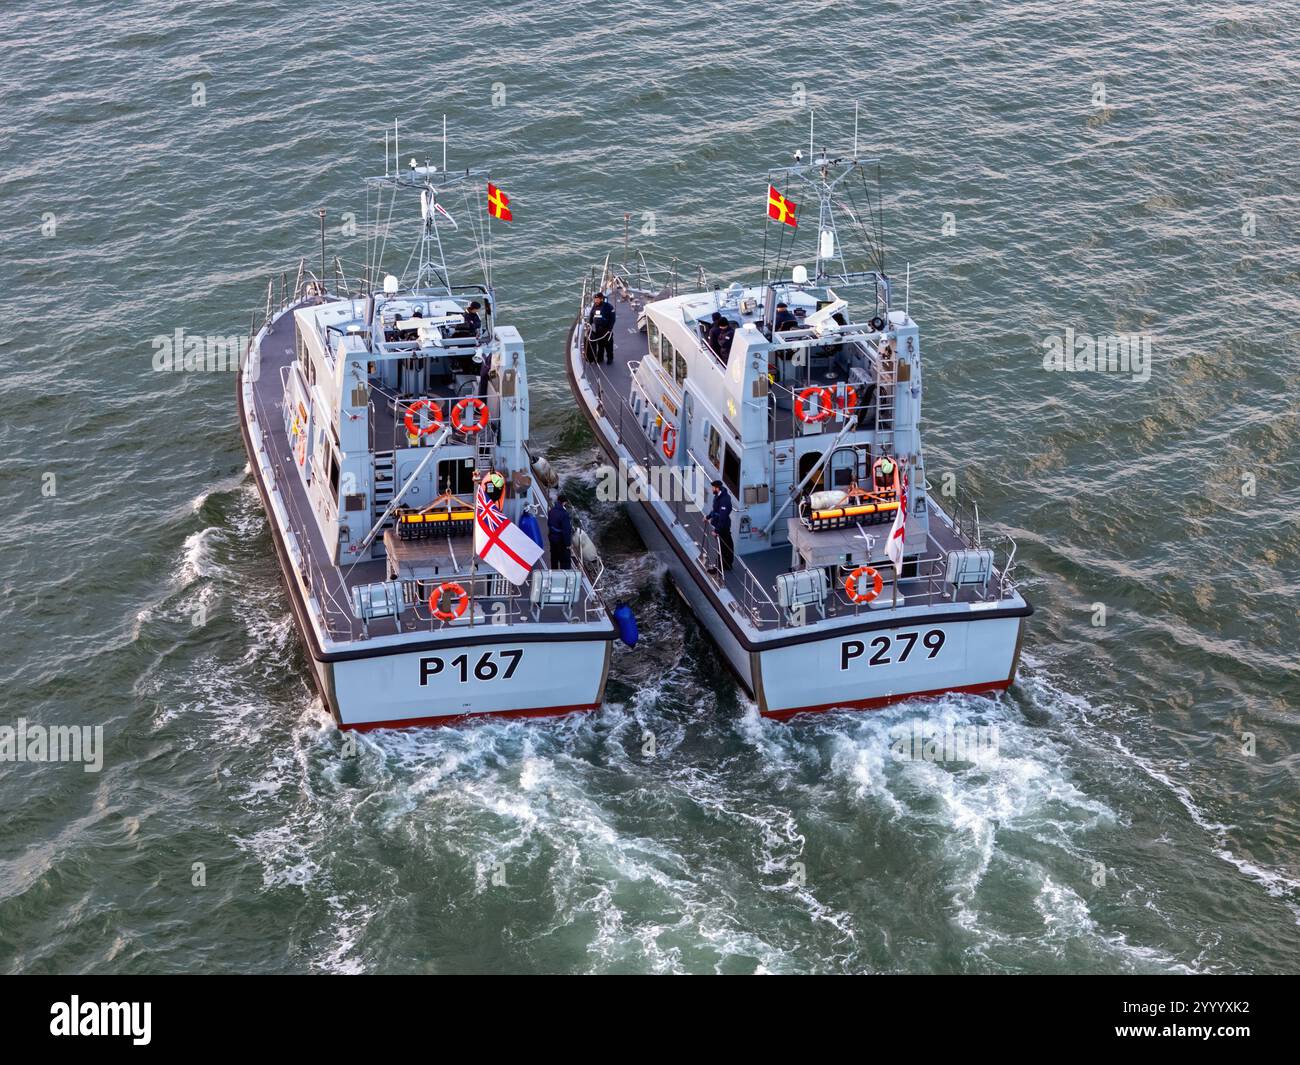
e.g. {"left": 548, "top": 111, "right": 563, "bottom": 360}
{"left": 841, "top": 629, "right": 945, "bottom": 671}
{"left": 420, "top": 650, "right": 523, "bottom": 685}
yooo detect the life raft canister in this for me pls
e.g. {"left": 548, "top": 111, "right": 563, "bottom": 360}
{"left": 661, "top": 423, "right": 677, "bottom": 459}
{"left": 451, "top": 396, "right": 490, "bottom": 434}
{"left": 429, "top": 581, "right": 469, "bottom": 621}
{"left": 844, "top": 566, "right": 884, "bottom": 603}
{"left": 404, "top": 398, "right": 443, "bottom": 438}
{"left": 795, "top": 385, "right": 835, "bottom": 423}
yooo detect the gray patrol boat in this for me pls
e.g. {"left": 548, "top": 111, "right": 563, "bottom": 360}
{"left": 567, "top": 150, "right": 1031, "bottom": 718}
{"left": 238, "top": 140, "right": 615, "bottom": 729}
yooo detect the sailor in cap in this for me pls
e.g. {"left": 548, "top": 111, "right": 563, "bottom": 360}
{"left": 587, "top": 292, "right": 616, "bottom": 364}
{"left": 460, "top": 300, "right": 483, "bottom": 336}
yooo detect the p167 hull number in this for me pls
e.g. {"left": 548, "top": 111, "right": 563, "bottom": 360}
{"left": 420, "top": 650, "right": 523, "bottom": 685}
{"left": 841, "top": 630, "right": 945, "bottom": 671}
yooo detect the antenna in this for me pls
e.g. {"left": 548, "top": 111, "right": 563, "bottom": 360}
{"left": 808, "top": 110, "right": 814, "bottom": 161}
{"left": 853, "top": 102, "right": 859, "bottom": 159}
{"left": 393, "top": 118, "right": 399, "bottom": 177}
{"left": 384, "top": 129, "right": 389, "bottom": 178}
{"left": 318, "top": 207, "right": 327, "bottom": 287}
{"left": 905, "top": 262, "right": 910, "bottom": 319}
{"left": 442, "top": 114, "right": 447, "bottom": 172}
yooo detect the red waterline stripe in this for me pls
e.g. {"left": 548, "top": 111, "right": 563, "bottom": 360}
{"left": 761, "top": 680, "right": 1012, "bottom": 720}
{"left": 339, "top": 701, "right": 602, "bottom": 732}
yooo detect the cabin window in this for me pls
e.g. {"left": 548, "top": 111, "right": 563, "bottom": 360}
{"left": 328, "top": 448, "right": 341, "bottom": 498}
{"left": 722, "top": 445, "right": 741, "bottom": 497}
{"left": 673, "top": 348, "right": 688, "bottom": 386}
{"left": 707, "top": 425, "right": 722, "bottom": 470}
{"left": 647, "top": 319, "right": 660, "bottom": 362}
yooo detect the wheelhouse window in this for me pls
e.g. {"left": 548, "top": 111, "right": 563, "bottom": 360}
{"left": 673, "top": 348, "right": 688, "bottom": 386}
{"left": 646, "top": 319, "right": 660, "bottom": 363}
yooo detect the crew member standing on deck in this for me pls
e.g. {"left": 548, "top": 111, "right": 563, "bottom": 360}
{"left": 547, "top": 494, "right": 573, "bottom": 570}
{"left": 715, "top": 319, "right": 737, "bottom": 360}
{"left": 705, "top": 311, "right": 725, "bottom": 354}
{"left": 708, "top": 479, "right": 734, "bottom": 572}
{"left": 587, "top": 292, "right": 616, "bottom": 364}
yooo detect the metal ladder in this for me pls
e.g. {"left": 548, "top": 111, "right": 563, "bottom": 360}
{"left": 874, "top": 354, "right": 898, "bottom": 462}
{"left": 372, "top": 451, "right": 396, "bottom": 537}
{"left": 474, "top": 435, "right": 495, "bottom": 476}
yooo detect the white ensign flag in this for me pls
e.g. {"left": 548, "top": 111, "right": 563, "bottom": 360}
{"left": 475, "top": 482, "right": 543, "bottom": 586}
{"left": 885, "top": 472, "right": 908, "bottom": 571}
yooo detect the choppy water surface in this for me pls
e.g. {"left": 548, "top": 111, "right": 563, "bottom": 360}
{"left": 0, "top": 1, "right": 1297, "bottom": 973}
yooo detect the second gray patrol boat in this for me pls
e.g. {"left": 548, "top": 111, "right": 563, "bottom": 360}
{"left": 567, "top": 150, "right": 1032, "bottom": 719}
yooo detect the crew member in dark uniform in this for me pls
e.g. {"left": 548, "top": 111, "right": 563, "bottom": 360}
{"left": 705, "top": 311, "right": 725, "bottom": 354}
{"left": 458, "top": 301, "right": 482, "bottom": 337}
{"left": 587, "top": 292, "right": 616, "bottom": 364}
{"left": 773, "top": 302, "right": 798, "bottom": 331}
{"left": 708, "top": 479, "right": 734, "bottom": 572}
{"left": 547, "top": 494, "right": 573, "bottom": 570}
{"left": 715, "top": 319, "right": 737, "bottom": 359}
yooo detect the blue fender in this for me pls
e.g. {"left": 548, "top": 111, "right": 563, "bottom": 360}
{"left": 519, "top": 512, "right": 544, "bottom": 549}
{"left": 612, "top": 603, "right": 638, "bottom": 648}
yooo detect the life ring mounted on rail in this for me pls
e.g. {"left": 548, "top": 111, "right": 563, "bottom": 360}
{"left": 844, "top": 566, "right": 884, "bottom": 604}
{"left": 429, "top": 581, "right": 469, "bottom": 621}
{"left": 451, "top": 396, "right": 490, "bottom": 434}
{"left": 795, "top": 386, "right": 835, "bottom": 424}
{"left": 661, "top": 423, "right": 677, "bottom": 459}
{"left": 404, "top": 399, "right": 444, "bottom": 438}
{"left": 836, "top": 385, "right": 858, "bottom": 417}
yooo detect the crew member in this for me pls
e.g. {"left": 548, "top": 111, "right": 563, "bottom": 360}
{"left": 715, "top": 319, "right": 736, "bottom": 359}
{"left": 461, "top": 301, "right": 483, "bottom": 335}
{"left": 708, "top": 479, "right": 734, "bottom": 572}
{"left": 484, "top": 470, "right": 506, "bottom": 503}
{"left": 587, "top": 292, "right": 616, "bottom": 364}
{"left": 547, "top": 494, "right": 573, "bottom": 570}
{"left": 773, "top": 302, "right": 798, "bottom": 331}
{"left": 705, "top": 311, "right": 725, "bottom": 354}
{"left": 872, "top": 455, "right": 897, "bottom": 493}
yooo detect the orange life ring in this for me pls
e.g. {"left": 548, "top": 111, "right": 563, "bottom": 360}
{"left": 836, "top": 385, "right": 858, "bottom": 416}
{"left": 429, "top": 581, "right": 469, "bottom": 621}
{"left": 661, "top": 423, "right": 677, "bottom": 459}
{"left": 404, "top": 399, "right": 443, "bottom": 438}
{"left": 844, "top": 566, "right": 884, "bottom": 604}
{"left": 795, "top": 386, "right": 834, "bottom": 423}
{"left": 451, "top": 396, "right": 490, "bottom": 434}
